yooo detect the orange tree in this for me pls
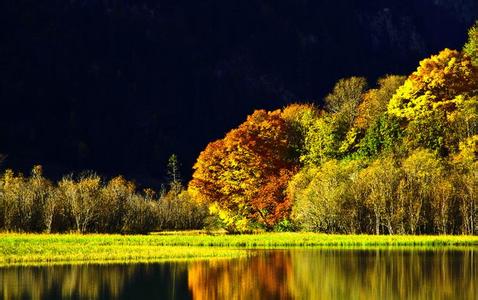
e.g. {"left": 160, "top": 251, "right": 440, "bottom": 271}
{"left": 189, "top": 108, "right": 304, "bottom": 231}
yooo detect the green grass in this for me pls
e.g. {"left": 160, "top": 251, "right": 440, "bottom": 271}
{"left": 2, "top": 232, "right": 478, "bottom": 266}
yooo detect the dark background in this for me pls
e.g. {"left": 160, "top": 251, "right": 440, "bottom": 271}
{"left": 1, "top": 0, "right": 477, "bottom": 187}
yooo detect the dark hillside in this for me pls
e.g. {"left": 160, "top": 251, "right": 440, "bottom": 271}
{"left": 1, "top": 0, "right": 476, "bottom": 185}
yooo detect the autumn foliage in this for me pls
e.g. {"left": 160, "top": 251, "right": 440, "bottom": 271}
{"left": 388, "top": 49, "right": 478, "bottom": 119}
{"left": 188, "top": 22, "right": 478, "bottom": 234}
{"left": 189, "top": 109, "right": 303, "bottom": 230}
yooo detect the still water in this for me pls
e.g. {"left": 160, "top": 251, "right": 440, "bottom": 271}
{"left": 1, "top": 249, "right": 477, "bottom": 300}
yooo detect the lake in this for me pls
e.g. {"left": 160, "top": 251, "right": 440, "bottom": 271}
{"left": 1, "top": 248, "right": 477, "bottom": 299}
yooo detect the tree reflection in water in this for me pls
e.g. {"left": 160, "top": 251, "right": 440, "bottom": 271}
{"left": 188, "top": 251, "right": 293, "bottom": 300}
{"left": 0, "top": 263, "right": 191, "bottom": 300}
{"left": 187, "top": 249, "right": 478, "bottom": 300}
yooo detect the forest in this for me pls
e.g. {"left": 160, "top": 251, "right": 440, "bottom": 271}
{"left": 189, "top": 21, "right": 478, "bottom": 234}
{"left": 1, "top": 22, "right": 477, "bottom": 235}
{"left": 0, "top": 157, "right": 207, "bottom": 234}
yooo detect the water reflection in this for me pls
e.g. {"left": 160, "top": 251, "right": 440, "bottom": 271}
{"left": 0, "top": 263, "right": 191, "bottom": 300}
{"left": 188, "top": 251, "right": 293, "bottom": 300}
{"left": 287, "top": 249, "right": 478, "bottom": 300}
{"left": 1, "top": 249, "right": 477, "bottom": 299}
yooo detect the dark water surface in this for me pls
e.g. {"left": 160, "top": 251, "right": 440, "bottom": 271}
{"left": 1, "top": 249, "right": 477, "bottom": 299}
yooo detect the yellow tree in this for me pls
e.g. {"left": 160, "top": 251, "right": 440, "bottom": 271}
{"left": 388, "top": 49, "right": 478, "bottom": 120}
{"left": 289, "top": 160, "right": 360, "bottom": 233}
{"left": 388, "top": 49, "right": 478, "bottom": 154}
{"left": 400, "top": 149, "right": 444, "bottom": 234}
{"left": 453, "top": 135, "right": 478, "bottom": 234}
{"left": 357, "top": 157, "right": 404, "bottom": 235}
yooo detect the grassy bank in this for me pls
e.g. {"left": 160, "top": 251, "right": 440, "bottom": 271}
{"left": 0, "top": 233, "right": 248, "bottom": 266}
{"left": 2, "top": 233, "right": 478, "bottom": 266}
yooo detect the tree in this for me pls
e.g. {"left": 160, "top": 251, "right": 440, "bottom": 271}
{"left": 251, "top": 169, "right": 294, "bottom": 228}
{"left": 355, "top": 75, "right": 406, "bottom": 130}
{"left": 431, "top": 176, "right": 454, "bottom": 235}
{"left": 464, "top": 21, "right": 478, "bottom": 66}
{"left": 157, "top": 189, "right": 208, "bottom": 231}
{"left": 452, "top": 146, "right": 478, "bottom": 234}
{"left": 59, "top": 173, "right": 102, "bottom": 233}
{"left": 340, "top": 75, "right": 406, "bottom": 157}
{"left": 453, "top": 135, "right": 478, "bottom": 163}
{"left": 405, "top": 110, "right": 450, "bottom": 154}
{"left": 451, "top": 161, "right": 478, "bottom": 235}
{"left": 189, "top": 109, "right": 299, "bottom": 231}
{"left": 387, "top": 49, "right": 478, "bottom": 155}
{"left": 325, "top": 77, "right": 368, "bottom": 139}
{"left": 400, "top": 149, "right": 443, "bottom": 234}
{"left": 167, "top": 154, "right": 181, "bottom": 189}
{"left": 448, "top": 96, "right": 478, "bottom": 144}
{"left": 28, "top": 166, "right": 54, "bottom": 232}
{"left": 0, "top": 170, "right": 23, "bottom": 231}
{"left": 122, "top": 194, "right": 158, "bottom": 234}
{"left": 98, "top": 176, "right": 135, "bottom": 233}
{"left": 290, "top": 160, "right": 359, "bottom": 233}
{"left": 388, "top": 49, "right": 478, "bottom": 120}
{"left": 357, "top": 157, "right": 404, "bottom": 235}
{"left": 325, "top": 77, "right": 368, "bottom": 115}
{"left": 300, "top": 112, "right": 338, "bottom": 165}
{"left": 357, "top": 113, "right": 404, "bottom": 158}
{"left": 281, "top": 103, "right": 320, "bottom": 162}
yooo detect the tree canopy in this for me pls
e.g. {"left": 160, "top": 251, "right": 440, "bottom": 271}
{"left": 189, "top": 109, "right": 306, "bottom": 231}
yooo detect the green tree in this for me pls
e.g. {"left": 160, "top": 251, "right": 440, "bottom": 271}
{"left": 464, "top": 21, "right": 478, "bottom": 66}
{"left": 357, "top": 113, "right": 404, "bottom": 158}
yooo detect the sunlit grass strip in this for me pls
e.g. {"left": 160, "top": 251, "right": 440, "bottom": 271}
{"left": 0, "top": 236, "right": 247, "bottom": 266}
{"left": 0, "top": 248, "right": 245, "bottom": 268}
{"left": 2, "top": 233, "right": 478, "bottom": 266}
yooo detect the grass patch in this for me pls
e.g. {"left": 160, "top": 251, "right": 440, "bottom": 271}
{"left": 2, "top": 232, "right": 478, "bottom": 266}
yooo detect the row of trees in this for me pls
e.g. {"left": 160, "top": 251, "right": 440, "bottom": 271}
{"left": 0, "top": 164, "right": 207, "bottom": 233}
{"left": 189, "top": 21, "right": 478, "bottom": 233}
{"left": 290, "top": 150, "right": 478, "bottom": 235}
